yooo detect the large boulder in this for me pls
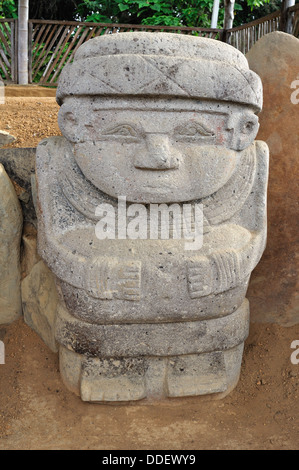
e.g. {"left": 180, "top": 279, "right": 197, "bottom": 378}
{"left": 246, "top": 32, "right": 299, "bottom": 326}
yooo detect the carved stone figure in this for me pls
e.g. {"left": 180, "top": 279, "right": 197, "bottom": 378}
{"left": 36, "top": 33, "right": 268, "bottom": 401}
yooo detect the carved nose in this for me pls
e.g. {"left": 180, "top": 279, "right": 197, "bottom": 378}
{"left": 134, "top": 134, "right": 180, "bottom": 170}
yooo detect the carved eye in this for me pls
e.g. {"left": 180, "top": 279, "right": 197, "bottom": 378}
{"left": 241, "top": 115, "right": 259, "bottom": 135}
{"left": 102, "top": 124, "right": 138, "bottom": 137}
{"left": 175, "top": 122, "right": 215, "bottom": 139}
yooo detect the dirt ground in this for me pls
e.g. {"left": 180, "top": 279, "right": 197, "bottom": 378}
{"left": 0, "top": 87, "right": 60, "bottom": 148}
{"left": 0, "top": 86, "right": 299, "bottom": 450}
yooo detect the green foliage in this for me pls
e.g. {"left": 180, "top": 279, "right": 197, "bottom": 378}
{"left": 233, "top": 0, "right": 281, "bottom": 26}
{"left": 0, "top": 0, "right": 280, "bottom": 27}
{"left": 1, "top": 1, "right": 84, "bottom": 21}
{"left": 0, "top": 0, "right": 17, "bottom": 19}
{"left": 75, "top": 0, "right": 274, "bottom": 28}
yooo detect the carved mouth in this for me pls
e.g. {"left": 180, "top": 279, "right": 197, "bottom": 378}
{"left": 143, "top": 185, "right": 172, "bottom": 192}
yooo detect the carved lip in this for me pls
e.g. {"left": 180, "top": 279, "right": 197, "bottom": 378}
{"left": 143, "top": 185, "right": 173, "bottom": 192}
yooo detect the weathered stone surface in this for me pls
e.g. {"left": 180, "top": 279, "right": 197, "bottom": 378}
{"left": 35, "top": 33, "right": 268, "bottom": 401}
{"left": 0, "top": 164, "right": 23, "bottom": 324}
{"left": 246, "top": 32, "right": 299, "bottom": 326}
{"left": 20, "top": 223, "right": 58, "bottom": 351}
{"left": 0, "top": 130, "right": 15, "bottom": 147}
{"left": 55, "top": 299, "right": 249, "bottom": 358}
{"left": 59, "top": 343, "right": 245, "bottom": 401}
{"left": 21, "top": 223, "right": 41, "bottom": 279}
{"left": 21, "top": 259, "right": 59, "bottom": 352}
{"left": 57, "top": 33, "right": 262, "bottom": 109}
{"left": 0, "top": 148, "right": 37, "bottom": 226}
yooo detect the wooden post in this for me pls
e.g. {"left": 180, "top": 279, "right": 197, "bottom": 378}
{"left": 223, "top": 0, "right": 235, "bottom": 43}
{"left": 10, "top": 20, "right": 16, "bottom": 82}
{"left": 18, "top": 0, "right": 29, "bottom": 85}
{"left": 28, "top": 20, "right": 32, "bottom": 83}
{"left": 281, "top": 0, "right": 295, "bottom": 34}
{"left": 224, "top": 0, "right": 235, "bottom": 29}
{"left": 211, "top": 0, "right": 220, "bottom": 28}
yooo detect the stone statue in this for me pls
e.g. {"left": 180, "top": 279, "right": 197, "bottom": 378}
{"left": 36, "top": 33, "right": 268, "bottom": 401}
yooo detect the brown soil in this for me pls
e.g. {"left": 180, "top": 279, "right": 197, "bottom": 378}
{"left": 0, "top": 87, "right": 61, "bottom": 149}
{"left": 0, "top": 86, "right": 299, "bottom": 450}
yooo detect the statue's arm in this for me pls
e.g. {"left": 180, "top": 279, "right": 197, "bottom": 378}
{"left": 187, "top": 141, "right": 269, "bottom": 298}
{"left": 187, "top": 229, "right": 266, "bottom": 298}
{"left": 38, "top": 233, "right": 141, "bottom": 301}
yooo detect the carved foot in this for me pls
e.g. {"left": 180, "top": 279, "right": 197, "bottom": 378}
{"left": 58, "top": 343, "right": 245, "bottom": 402}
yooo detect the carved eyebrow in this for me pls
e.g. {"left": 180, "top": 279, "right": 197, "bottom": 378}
{"left": 101, "top": 124, "right": 139, "bottom": 137}
{"left": 174, "top": 121, "right": 215, "bottom": 137}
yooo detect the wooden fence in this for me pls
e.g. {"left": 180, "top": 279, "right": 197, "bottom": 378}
{"left": 290, "top": 3, "right": 299, "bottom": 36}
{"left": 0, "top": 3, "right": 299, "bottom": 85}
{"left": 28, "top": 20, "right": 223, "bottom": 86}
{"left": 228, "top": 3, "right": 299, "bottom": 54}
{"left": 228, "top": 10, "right": 281, "bottom": 54}
{"left": 0, "top": 18, "right": 17, "bottom": 82}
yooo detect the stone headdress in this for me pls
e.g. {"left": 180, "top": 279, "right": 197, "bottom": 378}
{"left": 56, "top": 32, "right": 262, "bottom": 111}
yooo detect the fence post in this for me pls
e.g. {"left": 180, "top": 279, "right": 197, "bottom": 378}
{"left": 280, "top": 0, "right": 295, "bottom": 34}
{"left": 18, "top": 0, "right": 29, "bottom": 84}
{"left": 28, "top": 20, "right": 32, "bottom": 83}
{"left": 222, "top": 0, "right": 235, "bottom": 44}
{"left": 10, "top": 20, "right": 17, "bottom": 83}
{"left": 221, "top": 29, "right": 229, "bottom": 43}
{"left": 224, "top": 0, "right": 235, "bottom": 30}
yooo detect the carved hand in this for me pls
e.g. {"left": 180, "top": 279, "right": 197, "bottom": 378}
{"left": 187, "top": 256, "right": 214, "bottom": 298}
{"left": 86, "top": 258, "right": 141, "bottom": 301}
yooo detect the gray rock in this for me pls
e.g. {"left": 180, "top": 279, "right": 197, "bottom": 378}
{"left": 22, "top": 259, "right": 59, "bottom": 353}
{"left": 55, "top": 299, "right": 249, "bottom": 358}
{"left": 0, "top": 148, "right": 37, "bottom": 226}
{"left": 59, "top": 343, "right": 245, "bottom": 401}
{"left": 0, "top": 164, "right": 23, "bottom": 324}
{"left": 0, "top": 130, "right": 15, "bottom": 148}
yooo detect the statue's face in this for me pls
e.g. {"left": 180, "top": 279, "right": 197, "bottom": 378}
{"left": 59, "top": 97, "right": 259, "bottom": 203}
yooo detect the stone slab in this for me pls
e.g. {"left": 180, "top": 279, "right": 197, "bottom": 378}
{"left": 22, "top": 260, "right": 59, "bottom": 352}
{"left": 246, "top": 32, "right": 299, "bottom": 326}
{"left": 59, "top": 342, "right": 244, "bottom": 402}
{"left": 55, "top": 299, "right": 249, "bottom": 358}
{"left": 0, "top": 148, "right": 37, "bottom": 226}
{"left": 0, "top": 164, "right": 23, "bottom": 324}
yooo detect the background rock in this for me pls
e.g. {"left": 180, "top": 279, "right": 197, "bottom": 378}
{"left": 22, "top": 259, "right": 59, "bottom": 353}
{"left": 0, "top": 148, "right": 37, "bottom": 226}
{"left": 21, "top": 223, "right": 41, "bottom": 279}
{"left": 0, "top": 164, "right": 23, "bottom": 324}
{"left": 0, "top": 130, "right": 16, "bottom": 147}
{"left": 246, "top": 32, "right": 299, "bottom": 326}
